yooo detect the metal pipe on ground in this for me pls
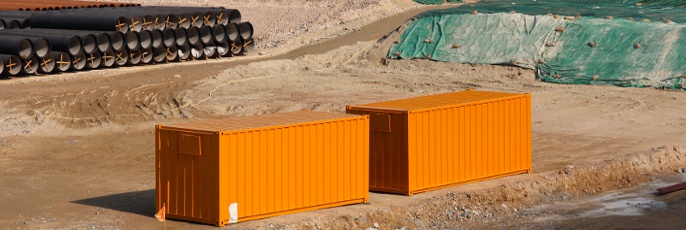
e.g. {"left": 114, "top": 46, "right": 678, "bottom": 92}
{"left": 0, "top": 30, "right": 81, "bottom": 56}
{"left": 238, "top": 22, "right": 253, "bottom": 40}
{"left": 21, "top": 56, "right": 39, "bottom": 75}
{"left": 101, "top": 49, "right": 116, "bottom": 67}
{"left": 124, "top": 31, "right": 140, "bottom": 51}
{"left": 173, "top": 27, "right": 187, "bottom": 46}
{"left": 114, "top": 49, "right": 129, "bottom": 66}
{"left": 152, "top": 46, "right": 166, "bottom": 63}
{"left": 29, "top": 13, "right": 129, "bottom": 32}
{"left": 0, "top": 35, "right": 34, "bottom": 59}
{"left": 0, "top": 56, "right": 5, "bottom": 76}
{"left": 26, "top": 28, "right": 110, "bottom": 53}
{"left": 140, "top": 48, "right": 152, "bottom": 64}
{"left": 165, "top": 44, "right": 178, "bottom": 62}
{"left": 203, "top": 42, "right": 217, "bottom": 58}
{"left": 0, "top": 17, "right": 30, "bottom": 29}
{"left": 107, "top": 31, "right": 125, "bottom": 52}
{"left": 150, "top": 29, "right": 163, "bottom": 49}
{"left": 138, "top": 30, "right": 152, "bottom": 50}
{"left": 85, "top": 51, "right": 101, "bottom": 69}
{"left": 212, "top": 24, "right": 226, "bottom": 44}
{"left": 191, "top": 43, "right": 204, "bottom": 59}
{"left": 215, "top": 40, "right": 229, "bottom": 57}
{"left": 224, "top": 23, "right": 239, "bottom": 42}
{"left": 70, "top": 52, "right": 86, "bottom": 70}
{"left": 243, "top": 38, "right": 255, "bottom": 55}
{"left": 177, "top": 43, "right": 191, "bottom": 60}
{"left": 38, "top": 53, "right": 55, "bottom": 74}
{"left": 163, "top": 13, "right": 178, "bottom": 29}
{"left": 216, "top": 9, "right": 241, "bottom": 25}
{"left": 230, "top": 38, "right": 243, "bottom": 56}
{"left": 162, "top": 28, "right": 175, "bottom": 48}
{"left": 28, "top": 37, "right": 50, "bottom": 59}
{"left": 5, "top": 19, "right": 21, "bottom": 29}
{"left": 52, "top": 51, "right": 71, "bottom": 72}
{"left": 199, "top": 25, "right": 213, "bottom": 45}
{"left": 186, "top": 26, "right": 200, "bottom": 46}
{"left": 128, "top": 49, "right": 142, "bottom": 65}
{"left": 0, "top": 54, "right": 21, "bottom": 76}
{"left": 0, "top": 19, "right": 5, "bottom": 30}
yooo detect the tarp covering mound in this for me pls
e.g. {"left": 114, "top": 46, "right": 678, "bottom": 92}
{"left": 413, "top": 0, "right": 462, "bottom": 5}
{"left": 394, "top": 0, "right": 686, "bottom": 89}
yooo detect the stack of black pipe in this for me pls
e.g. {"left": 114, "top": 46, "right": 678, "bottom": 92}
{"left": 0, "top": 6, "right": 254, "bottom": 77}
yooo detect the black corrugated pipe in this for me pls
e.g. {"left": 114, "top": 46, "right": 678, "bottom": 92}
{"left": 162, "top": 28, "right": 175, "bottom": 48}
{"left": 165, "top": 44, "right": 178, "bottom": 62}
{"left": 238, "top": 22, "right": 253, "bottom": 40}
{"left": 52, "top": 51, "right": 71, "bottom": 72}
{"left": 191, "top": 43, "right": 204, "bottom": 59}
{"left": 150, "top": 29, "right": 163, "bottom": 49}
{"left": 173, "top": 27, "right": 187, "bottom": 46}
{"left": 128, "top": 49, "right": 142, "bottom": 65}
{"left": 212, "top": 24, "right": 227, "bottom": 44}
{"left": 224, "top": 23, "right": 239, "bottom": 42}
{"left": 0, "top": 30, "right": 82, "bottom": 56}
{"left": 21, "top": 56, "right": 39, "bottom": 75}
{"left": 29, "top": 13, "right": 129, "bottom": 32}
{"left": 177, "top": 43, "right": 191, "bottom": 60}
{"left": 140, "top": 48, "right": 152, "bottom": 64}
{"left": 199, "top": 25, "right": 213, "bottom": 45}
{"left": 114, "top": 49, "right": 129, "bottom": 66}
{"left": 124, "top": 31, "right": 140, "bottom": 51}
{"left": 215, "top": 40, "right": 229, "bottom": 57}
{"left": 86, "top": 51, "right": 101, "bottom": 69}
{"left": 186, "top": 26, "right": 200, "bottom": 46}
{"left": 38, "top": 53, "right": 55, "bottom": 74}
{"left": 243, "top": 38, "right": 255, "bottom": 55}
{"left": 0, "top": 54, "right": 21, "bottom": 76}
{"left": 101, "top": 49, "right": 116, "bottom": 67}
{"left": 138, "top": 30, "right": 153, "bottom": 50}
{"left": 152, "top": 46, "right": 166, "bottom": 63}
{"left": 230, "top": 39, "right": 243, "bottom": 56}
{"left": 0, "top": 35, "right": 34, "bottom": 59}
{"left": 70, "top": 52, "right": 86, "bottom": 70}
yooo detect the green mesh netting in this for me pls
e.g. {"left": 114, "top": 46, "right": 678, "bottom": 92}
{"left": 413, "top": 0, "right": 462, "bottom": 5}
{"left": 395, "top": 0, "right": 686, "bottom": 89}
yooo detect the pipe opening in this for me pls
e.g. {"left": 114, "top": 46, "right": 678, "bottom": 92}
{"left": 8, "top": 20, "right": 20, "bottom": 29}
{"left": 185, "top": 27, "right": 200, "bottom": 46}
{"left": 164, "top": 14, "right": 178, "bottom": 29}
{"left": 17, "top": 39, "right": 34, "bottom": 59}
{"left": 162, "top": 29, "right": 175, "bottom": 47}
{"left": 202, "top": 12, "right": 216, "bottom": 26}
{"left": 243, "top": 38, "right": 255, "bottom": 54}
{"left": 216, "top": 40, "right": 229, "bottom": 57}
{"left": 140, "top": 48, "right": 153, "bottom": 64}
{"left": 115, "top": 49, "right": 129, "bottom": 66}
{"left": 138, "top": 30, "right": 152, "bottom": 50}
{"left": 141, "top": 15, "right": 154, "bottom": 31}
{"left": 124, "top": 31, "right": 140, "bottom": 51}
{"left": 22, "top": 56, "right": 39, "bottom": 75}
{"left": 70, "top": 52, "right": 86, "bottom": 70}
{"left": 165, "top": 45, "right": 178, "bottom": 61}
{"left": 238, "top": 22, "right": 253, "bottom": 40}
{"left": 213, "top": 24, "right": 227, "bottom": 43}
{"left": 177, "top": 14, "right": 191, "bottom": 29}
{"left": 86, "top": 51, "right": 101, "bottom": 69}
{"left": 177, "top": 43, "right": 191, "bottom": 60}
{"left": 129, "top": 16, "right": 143, "bottom": 32}
{"left": 3, "top": 55, "right": 22, "bottom": 75}
{"left": 128, "top": 49, "right": 142, "bottom": 65}
{"left": 226, "top": 23, "right": 239, "bottom": 42}
{"left": 150, "top": 29, "right": 163, "bottom": 49}
{"left": 67, "top": 37, "right": 83, "bottom": 56}
{"left": 231, "top": 39, "right": 243, "bottom": 56}
{"left": 174, "top": 27, "right": 187, "bottom": 46}
{"left": 95, "top": 33, "right": 111, "bottom": 53}
{"left": 109, "top": 32, "right": 125, "bottom": 52}
{"left": 101, "top": 49, "right": 116, "bottom": 67}
{"left": 203, "top": 45, "right": 217, "bottom": 58}
{"left": 152, "top": 46, "right": 166, "bottom": 63}
{"left": 191, "top": 43, "right": 204, "bottom": 59}
{"left": 54, "top": 52, "right": 71, "bottom": 72}
{"left": 199, "top": 26, "right": 213, "bottom": 45}
{"left": 39, "top": 54, "right": 56, "bottom": 74}
{"left": 33, "top": 38, "right": 51, "bottom": 59}
{"left": 81, "top": 34, "right": 97, "bottom": 54}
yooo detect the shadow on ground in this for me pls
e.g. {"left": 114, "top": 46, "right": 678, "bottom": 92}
{"left": 72, "top": 189, "right": 156, "bottom": 217}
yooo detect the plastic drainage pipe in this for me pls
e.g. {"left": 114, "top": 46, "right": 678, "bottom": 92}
{"left": 150, "top": 29, "right": 163, "bottom": 49}
{"left": 213, "top": 24, "right": 227, "bottom": 43}
{"left": 140, "top": 48, "right": 152, "bottom": 64}
{"left": 138, "top": 30, "right": 153, "bottom": 50}
{"left": 0, "top": 54, "right": 22, "bottom": 76}
{"left": 114, "top": 49, "right": 129, "bottom": 66}
{"left": 52, "top": 51, "right": 71, "bottom": 72}
{"left": 38, "top": 53, "right": 56, "bottom": 74}
{"left": 186, "top": 27, "right": 200, "bottom": 46}
{"left": 238, "top": 22, "right": 253, "bottom": 40}
{"left": 224, "top": 23, "right": 239, "bottom": 42}
{"left": 191, "top": 43, "right": 204, "bottom": 59}
{"left": 216, "top": 40, "right": 229, "bottom": 57}
{"left": 128, "top": 49, "right": 142, "bottom": 65}
{"left": 0, "top": 30, "right": 82, "bottom": 56}
{"left": 231, "top": 38, "right": 243, "bottom": 56}
{"left": 165, "top": 44, "right": 178, "bottom": 62}
{"left": 162, "top": 28, "right": 176, "bottom": 48}
{"left": 152, "top": 46, "right": 166, "bottom": 63}
{"left": 85, "top": 51, "right": 101, "bottom": 69}
{"left": 101, "top": 49, "right": 116, "bottom": 67}
{"left": 177, "top": 43, "right": 191, "bottom": 60}
{"left": 124, "top": 31, "right": 140, "bottom": 51}
{"left": 199, "top": 25, "right": 213, "bottom": 45}
{"left": 21, "top": 56, "right": 39, "bottom": 75}
{"left": 29, "top": 14, "right": 129, "bottom": 32}
{"left": 70, "top": 52, "right": 86, "bottom": 70}
{"left": 0, "top": 35, "right": 34, "bottom": 59}
{"left": 173, "top": 27, "right": 187, "bottom": 46}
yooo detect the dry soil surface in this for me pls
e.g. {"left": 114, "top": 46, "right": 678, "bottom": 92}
{"left": 0, "top": 0, "right": 685, "bottom": 229}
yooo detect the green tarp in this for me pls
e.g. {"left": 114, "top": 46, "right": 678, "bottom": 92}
{"left": 396, "top": 0, "right": 686, "bottom": 89}
{"left": 413, "top": 0, "right": 462, "bottom": 5}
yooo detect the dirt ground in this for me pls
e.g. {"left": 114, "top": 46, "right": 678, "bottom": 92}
{"left": 1, "top": 0, "right": 685, "bottom": 229}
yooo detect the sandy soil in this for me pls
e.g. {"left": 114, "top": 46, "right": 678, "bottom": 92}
{"left": 0, "top": 0, "right": 685, "bottom": 229}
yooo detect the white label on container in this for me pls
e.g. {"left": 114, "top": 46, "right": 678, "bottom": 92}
{"left": 229, "top": 203, "right": 238, "bottom": 223}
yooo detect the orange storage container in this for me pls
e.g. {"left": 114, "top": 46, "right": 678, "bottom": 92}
{"left": 347, "top": 89, "right": 531, "bottom": 195}
{"left": 155, "top": 111, "right": 369, "bottom": 226}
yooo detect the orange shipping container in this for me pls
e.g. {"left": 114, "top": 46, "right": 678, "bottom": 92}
{"left": 155, "top": 111, "right": 369, "bottom": 226}
{"left": 346, "top": 89, "right": 531, "bottom": 195}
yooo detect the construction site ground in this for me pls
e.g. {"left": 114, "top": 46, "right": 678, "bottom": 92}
{"left": 0, "top": 0, "right": 685, "bottom": 229}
